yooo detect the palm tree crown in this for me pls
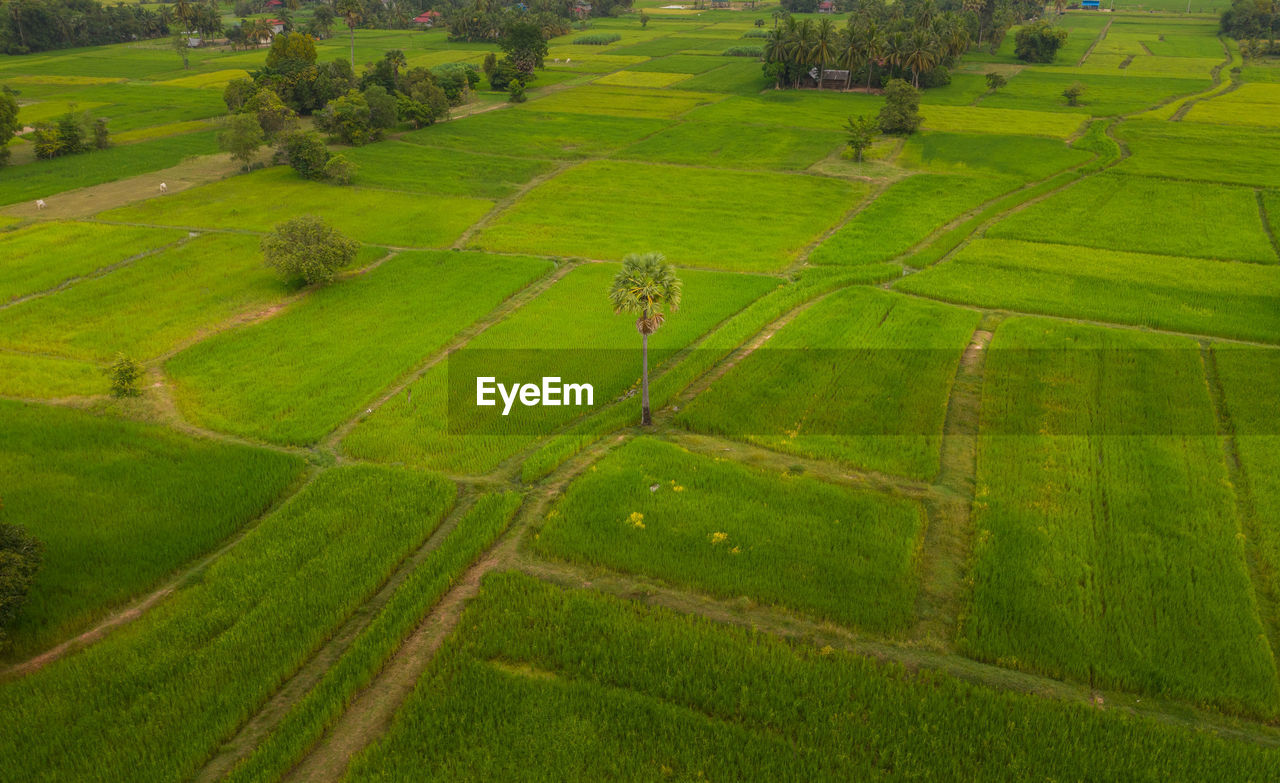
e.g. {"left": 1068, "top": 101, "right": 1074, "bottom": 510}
{"left": 609, "top": 252, "right": 682, "bottom": 335}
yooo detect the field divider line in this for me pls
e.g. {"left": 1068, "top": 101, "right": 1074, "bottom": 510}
{"left": 1077, "top": 19, "right": 1113, "bottom": 67}
{"left": 788, "top": 177, "right": 896, "bottom": 274}
{"left": 193, "top": 487, "right": 479, "bottom": 783}
{"left": 510, "top": 554, "right": 1280, "bottom": 750}
{"left": 450, "top": 159, "right": 580, "bottom": 250}
{"left": 0, "top": 234, "right": 194, "bottom": 313}
{"left": 320, "top": 260, "right": 580, "bottom": 452}
{"left": 1201, "top": 344, "right": 1280, "bottom": 672}
{"left": 282, "top": 434, "right": 634, "bottom": 783}
{"left": 0, "top": 463, "right": 326, "bottom": 681}
{"left": 1169, "top": 36, "right": 1239, "bottom": 122}
{"left": 890, "top": 285, "right": 1280, "bottom": 349}
{"left": 1257, "top": 190, "right": 1280, "bottom": 263}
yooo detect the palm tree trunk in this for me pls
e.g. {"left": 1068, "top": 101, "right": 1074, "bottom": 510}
{"left": 641, "top": 332, "right": 651, "bottom": 426}
{"left": 867, "top": 63, "right": 874, "bottom": 91}
{"left": 349, "top": 24, "right": 356, "bottom": 67}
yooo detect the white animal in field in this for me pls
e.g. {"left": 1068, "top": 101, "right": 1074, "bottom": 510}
{"left": 35, "top": 199, "right": 46, "bottom": 210}
{"left": 159, "top": 182, "right": 168, "bottom": 194}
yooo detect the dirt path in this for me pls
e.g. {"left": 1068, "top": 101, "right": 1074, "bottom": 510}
{"left": 0, "top": 152, "right": 242, "bottom": 220}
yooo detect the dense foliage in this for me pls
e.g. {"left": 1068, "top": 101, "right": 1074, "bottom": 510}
{"left": 0, "top": 523, "right": 42, "bottom": 654}
{"left": 261, "top": 216, "right": 361, "bottom": 286}
{"left": 0, "top": 0, "right": 168, "bottom": 55}
{"left": 1221, "top": 0, "right": 1279, "bottom": 51}
{"left": 0, "top": 90, "right": 17, "bottom": 167}
{"left": 1014, "top": 20, "right": 1068, "bottom": 63}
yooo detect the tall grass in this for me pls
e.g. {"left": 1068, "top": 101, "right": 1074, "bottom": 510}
{"left": 346, "top": 571, "right": 1280, "bottom": 781}
{"left": 532, "top": 437, "right": 925, "bottom": 632}
{"left": 0, "top": 465, "right": 455, "bottom": 783}
{"left": 0, "top": 400, "right": 305, "bottom": 660}
{"left": 224, "top": 492, "right": 522, "bottom": 783}
{"left": 960, "top": 318, "right": 1280, "bottom": 718}
{"left": 0, "top": 222, "right": 184, "bottom": 303}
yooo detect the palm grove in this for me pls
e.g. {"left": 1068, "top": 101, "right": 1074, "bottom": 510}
{"left": 763, "top": 0, "right": 1051, "bottom": 90}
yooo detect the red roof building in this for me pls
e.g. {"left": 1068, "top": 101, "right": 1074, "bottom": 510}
{"left": 413, "top": 10, "right": 442, "bottom": 26}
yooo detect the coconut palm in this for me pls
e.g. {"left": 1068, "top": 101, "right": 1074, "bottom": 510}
{"left": 608, "top": 253, "right": 683, "bottom": 427}
{"left": 788, "top": 18, "right": 816, "bottom": 88}
{"left": 335, "top": 0, "right": 363, "bottom": 67}
{"left": 839, "top": 22, "right": 867, "bottom": 90}
{"left": 811, "top": 17, "right": 838, "bottom": 90}
{"left": 902, "top": 30, "right": 937, "bottom": 87}
{"left": 858, "top": 20, "right": 885, "bottom": 90}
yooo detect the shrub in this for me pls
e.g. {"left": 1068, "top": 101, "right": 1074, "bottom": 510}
{"left": 223, "top": 77, "right": 258, "bottom": 112}
{"left": 323, "top": 153, "right": 358, "bottom": 185}
{"left": 261, "top": 216, "right": 360, "bottom": 286}
{"left": 918, "top": 66, "right": 950, "bottom": 89}
{"left": 1063, "top": 81, "right": 1086, "bottom": 106}
{"left": 508, "top": 79, "right": 528, "bottom": 103}
{"left": 432, "top": 63, "right": 481, "bottom": 106}
{"left": 277, "top": 130, "right": 331, "bottom": 180}
{"left": 573, "top": 33, "right": 621, "bottom": 44}
{"left": 482, "top": 52, "right": 497, "bottom": 79}
{"left": 0, "top": 90, "right": 17, "bottom": 166}
{"left": 91, "top": 118, "right": 109, "bottom": 150}
{"left": 1015, "top": 21, "right": 1068, "bottom": 63}
{"left": 985, "top": 71, "right": 1008, "bottom": 92}
{"left": 219, "top": 112, "right": 265, "bottom": 170}
{"left": 742, "top": 29, "right": 769, "bottom": 38}
{"left": 488, "top": 57, "right": 522, "bottom": 91}
{"left": 724, "top": 45, "right": 764, "bottom": 57}
{"left": 0, "top": 523, "right": 42, "bottom": 654}
{"left": 363, "top": 84, "right": 398, "bottom": 130}
{"left": 316, "top": 89, "right": 376, "bottom": 145}
{"left": 878, "top": 78, "right": 921, "bottom": 135}
{"left": 33, "top": 111, "right": 87, "bottom": 159}
{"left": 107, "top": 354, "right": 143, "bottom": 397}
{"left": 242, "top": 88, "right": 297, "bottom": 139}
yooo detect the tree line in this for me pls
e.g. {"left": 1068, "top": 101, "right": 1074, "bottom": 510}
{"left": 0, "top": 0, "right": 169, "bottom": 55}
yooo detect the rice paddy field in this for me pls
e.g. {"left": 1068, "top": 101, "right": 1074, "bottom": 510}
{"left": 4, "top": 7, "right": 1280, "bottom": 781}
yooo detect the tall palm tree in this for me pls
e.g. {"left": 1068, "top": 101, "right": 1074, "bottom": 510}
{"left": 335, "top": 0, "right": 363, "bottom": 67}
{"left": 885, "top": 30, "right": 906, "bottom": 80}
{"left": 788, "top": 19, "right": 816, "bottom": 88}
{"left": 838, "top": 22, "right": 867, "bottom": 90}
{"left": 903, "top": 30, "right": 937, "bottom": 87}
{"left": 811, "top": 17, "right": 838, "bottom": 90}
{"left": 859, "top": 20, "right": 885, "bottom": 90}
{"left": 609, "top": 253, "right": 682, "bottom": 427}
{"left": 764, "top": 28, "right": 789, "bottom": 88}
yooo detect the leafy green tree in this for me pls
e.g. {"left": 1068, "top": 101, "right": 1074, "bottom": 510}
{"left": 487, "top": 57, "right": 523, "bottom": 91}
{"left": 844, "top": 114, "right": 878, "bottom": 162}
{"left": 265, "top": 31, "right": 317, "bottom": 71}
{"left": 219, "top": 112, "right": 265, "bottom": 170}
{"left": 482, "top": 51, "right": 497, "bottom": 80}
{"left": 640, "top": 10, "right": 650, "bottom": 27}
{"left": 324, "top": 153, "right": 358, "bottom": 185}
{"left": 223, "top": 77, "right": 258, "bottom": 112}
{"left": 171, "top": 32, "right": 190, "bottom": 71}
{"left": 278, "top": 130, "right": 331, "bottom": 180}
{"left": 0, "top": 523, "right": 42, "bottom": 654}
{"left": 317, "top": 89, "right": 375, "bottom": 145}
{"left": 878, "top": 78, "right": 921, "bottom": 134}
{"left": 242, "top": 88, "right": 297, "bottom": 140}
{"left": 107, "top": 354, "right": 142, "bottom": 397}
{"left": 363, "top": 84, "right": 398, "bottom": 130}
{"left": 0, "top": 90, "right": 18, "bottom": 167}
{"left": 1063, "top": 81, "right": 1085, "bottom": 106}
{"left": 500, "top": 19, "right": 548, "bottom": 77}
{"left": 91, "top": 117, "right": 109, "bottom": 150}
{"left": 262, "top": 216, "right": 361, "bottom": 286}
{"left": 985, "top": 71, "right": 1007, "bottom": 92}
{"left": 396, "top": 67, "right": 449, "bottom": 128}
{"left": 311, "top": 4, "right": 335, "bottom": 38}
{"left": 508, "top": 79, "right": 527, "bottom": 103}
{"left": 608, "top": 252, "right": 683, "bottom": 427}
{"left": 1014, "top": 21, "right": 1068, "bottom": 63}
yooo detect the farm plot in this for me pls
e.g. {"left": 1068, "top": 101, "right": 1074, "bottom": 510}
{"left": 682, "top": 91, "right": 883, "bottom": 130}
{"left": 523, "top": 85, "right": 721, "bottom": 118}
{"left": 399, "top": 110, "right": 671, "bottom": 160}
{"left": 346, "top": 571, "right": 1280, "bottom": 782}
{"left": 960, "top": 318, "right": 1279, "bottom": 717}
{"left": 167, "top": 251, "right": 553, "bottom": 446}
{"left": 672, "top": 60, "right": 770, "bottom": 95}
{"left": 899, "top": 131, "right": 1093, "bottom": 180}
{"left": 531, "top": 437, "right": 927, "bottom": 633}
{"left": 0, "top": 221, "right": 184, "bottom": 303}
{"left": 473, "top": 160, "right": 862, "bottom": 272}
{"left": 612, "top": 120, "right": 842, "bottom": 170}
{"left": 1113, "top": 120, "right": 1280, "bottom": 187}
{"left": 98, "top": 167, "right": 493, "bottom": 247}
{"left": 0, "top": 400, "right": 304, "bottom": 660}
{"left": 15, "top": 82, "right": 227, "bottom": 133}
{"left": 896, "top": 238, "right": 1280, "bottom": 344}
{"left": 1213, "top": 345, "right": 1280, "bottom": 640}
{"left": 977, "top": 72, "right": 1209, "bottom": 117}
{"left": 338, "top": 142, "right": 556, "bottom": 199}
{"left": 988, "top": 173, "right": 1278, "bottom": 263}
{"left": 626, "top": 54, "right": 731, "bottom": 74}
{"left": 0, "top": 130, "right": 220, "bottom": 207}
{"left": 0, "top": 465, "right": 455, "bottom": 783}
{"left": 0, "top": 352, "right": 108, "bottom": 398}
{"left": 809, "top": 173, "right": 1017, "bottom": 266}
{"left": 676, "top": 287, "right": 980, "bottom": 480}
{"left": 340, "top": 263, "right": 777, "bottom": 474}
{"left": 0, "top": 233, "right": 288, "bottom": 361}
{"left": 595, "top": 70, "right": 692, "bottom": 88}
{"left": 919, "top": 105, "right": 1088, "bottom": 138}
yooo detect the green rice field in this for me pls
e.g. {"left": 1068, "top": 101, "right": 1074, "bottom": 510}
{"left": 3, "top": 8, "right": 1280, "bottom": 780}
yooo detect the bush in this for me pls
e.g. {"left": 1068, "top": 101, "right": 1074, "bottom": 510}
{"left": 878, "top": 79, "right": 921, "bottom": 135}
{"left": 261, "top": 216, "right": 360, "bottom": 286}
{"left": 1015, "top": 21, "right": 1068, "bottom": 63}
{"left": 91, "top": 118, "right": 109, "bottom": 150}
{"left": 223, "top": 77, "right": 258, "bottom": 112}
{"left": 917, "top": 66, "right": 950, "bottom": 89}
{"left": 724, "top": 45, "right": 764, "bottom": 57}
{"left": 219, "top": 112, "right": 265, "bottom": 170}
{"left": 573, "top": 33, "right": 621, "bottom": 44}
{"left": 0, "top": 90, "right": 17, "bottom": 167}
{"left": 488, "top": 57, "right": 522, "bottom": 91}
{"left": 508, "top": 79, "right": 528, "bottom": 103}
{"left": 316, "top": 89, "right": 376, "bottom": 145}
{"left": 363, "top": 84, "right": 398, "bottom": 131}
{"left": 985, "top": 71, "right": 1008, "bottom": 92}
{"left": 742, "top": 29, "right": 769, "bottom": 38}
{"left": 0, "top": 523, "right": 42, "bottom": 654}
{"left": 107, "top": 354, "right": 143, "bottom": 397}
{"left": 242, "top": 88, "right": 297, "bottom": 139}
{"left": 323, "top": 153, "right": 358, "bottom": 185}
{"left": 432, "top": 63, "right": 481, "bottom": 106}
{"left": 1063, "top": 81, "right": 1086, "bottom": 106}
{"left": 278, "top": 130, "right": 331, "bottom": 180}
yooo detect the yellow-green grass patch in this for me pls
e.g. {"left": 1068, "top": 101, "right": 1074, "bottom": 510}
{"left": 154, "top": 69, "right": 251, "bottom": 89}
{"left": 98, "top": 167, "right": 493, "bottom": 247}
{"left": 0, "top": 352, "right": 109, "bottom": 399}
{"left": 167, "top": 251, "right": 554, "bottom": 446}
{"left": 612, "top": 120, "right": 842, "bottom": 170}
{"left": 111, "top": 119, "right": 212, "bottom": 144}
{"left": 523, "top": 84, "right": 721, "bottom": 118}
{"left": 919, "top": 104, "right": 1088, "bottom": 138}
{"left": 532, "top": 436, "right": 928, "bottom": 632}
{"left": 472, "top": 160, "right": 862, "bottom": 271}
{"left": 400, "top": 109, "right": 671, "bottom": 159}
{"left": 595, "top": 70, "right": 692, "bottom": 88}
